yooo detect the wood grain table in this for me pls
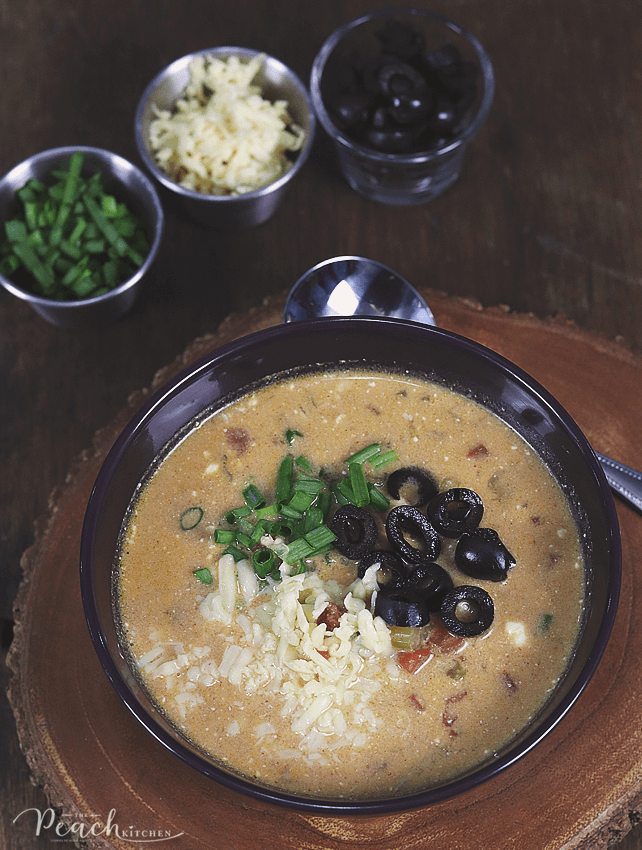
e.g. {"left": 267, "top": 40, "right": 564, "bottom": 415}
{"left": 1, "top": 1, "right": 641, "bottom": 848}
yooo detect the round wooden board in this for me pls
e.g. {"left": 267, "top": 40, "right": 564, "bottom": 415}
{"left": 8, "top": 292, "right": 642, "bottom": 850}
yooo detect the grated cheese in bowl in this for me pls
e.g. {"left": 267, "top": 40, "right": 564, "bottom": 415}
{"left": 148, "top": 53, "right": 306, "bottom": 197}
{"left": 140, "top": 559, "right": 397, "bottom": 753}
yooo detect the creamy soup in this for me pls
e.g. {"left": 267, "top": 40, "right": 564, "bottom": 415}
{"left": 117, "top": 369, "right": 584, "bottom": 800}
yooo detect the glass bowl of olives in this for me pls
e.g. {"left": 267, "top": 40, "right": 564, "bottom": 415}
{"left": 310, "top": 8, "right": 495, "bottom": 204}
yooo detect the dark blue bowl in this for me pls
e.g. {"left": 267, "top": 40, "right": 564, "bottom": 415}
{"left": 80, "top": 317, "right": 621, "bottom": 814}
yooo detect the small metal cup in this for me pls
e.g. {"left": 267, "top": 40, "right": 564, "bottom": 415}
{"left": 135, "top": 47, "right": 316, "bottom": 229}
{"left": 0, "top": 146, "right": 164, "bottom": 329}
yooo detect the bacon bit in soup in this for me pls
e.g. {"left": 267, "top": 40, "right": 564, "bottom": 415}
{"left": 316, "top": 601, "right": 345, "bottom": 631}
{"left": 226, "top": 427, "right": 251, "bottom": 454}
{"left": 467, "top": 443, "right": 490, "bottom": 460}
{"left": 409, "top": 693, "right": 425, "bottom": 711}
{"left": 501, "top": 672, "right": 519, "bottom": 694}
{"left": 442, "top": 691, "right": 467, "bottom": 736}
{"left": 397, "top": 646, "right": 434, "bottom": 674}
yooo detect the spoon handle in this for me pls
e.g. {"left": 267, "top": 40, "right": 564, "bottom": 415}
{"left": 596, "top": 452, "right": 642, "bottom": 514}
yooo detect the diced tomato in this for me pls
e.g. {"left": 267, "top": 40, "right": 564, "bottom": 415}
{"left": 397, "top": 646, "right": 434, "bottom": 674}
{"left": 428, "top": 623, "right": 466, "bottom": 654}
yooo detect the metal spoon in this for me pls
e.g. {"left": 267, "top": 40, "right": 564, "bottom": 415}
{"left": 283, "top": 255, "right": 642, "bottom": 514}
{"left": 283, "top": 256, "right": 436, "bottom": 326}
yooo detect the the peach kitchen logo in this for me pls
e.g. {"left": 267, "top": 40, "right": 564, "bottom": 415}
{"left": 13, "top": 806, "right": 184, "bottom": 843}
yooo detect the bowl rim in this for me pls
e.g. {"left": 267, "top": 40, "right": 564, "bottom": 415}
{"left": 310, "top": 6, "right": 496, "bottom": 163}
{"left": 0, "top": 145, "right": 164, "bottom": 308}
{"left": 134, "top": 46, "right": 317, "bottom": 203}
{"left": 80, "top": 316, "right": 621, "bottom": 815}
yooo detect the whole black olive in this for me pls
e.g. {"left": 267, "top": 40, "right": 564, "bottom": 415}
{"left": 407, "top": 562, "right": 454, "bottom": 611}
{"left": 386, "top": 466, "right": 438, "bottom": 507}
{"left": 330, "top": 505, "right": 378, "bottom": 560}
{"left": 385, "top": 504, "right": 440, "bottom": 564}
{"left": 358, "top": 549, "right": 407, "bottom": 588}
{"left": 455, "top": 528, "right": 516, "bottom": 581}
{"left": 440, "top": 585, "right": 494, "bottom": 637}
{"left": 427, "top": 488, "right": 484, "bottom": 537}
{"left": 374, "top": 586, "right": 431, "bottom": 627}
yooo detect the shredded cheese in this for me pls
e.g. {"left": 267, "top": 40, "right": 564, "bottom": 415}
{"left": 144, "top": 564, "right": 395, "bottom": 748}
{"left": 148, "top": 53, "right": 306, "bottom": 196}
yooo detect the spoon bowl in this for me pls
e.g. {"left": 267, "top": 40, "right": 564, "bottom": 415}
{"left": 283, "top": 256, "right": 436, "bottom": 326}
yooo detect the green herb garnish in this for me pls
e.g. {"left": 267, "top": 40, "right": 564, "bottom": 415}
{"left": 180, "top": 506, "right": 204, "bottom": 530}
{"left": 0, "top": 151, "right": 150, "bottom": 300}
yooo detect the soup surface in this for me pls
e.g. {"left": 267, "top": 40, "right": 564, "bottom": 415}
{"left": 118, "top": 369, "right": 584, "bottom": 800}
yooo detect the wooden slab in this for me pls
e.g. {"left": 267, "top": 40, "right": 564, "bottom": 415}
{"left": 7, "top": 293, "right": 642, "bottom": 849}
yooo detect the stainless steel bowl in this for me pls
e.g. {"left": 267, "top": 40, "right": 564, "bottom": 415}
{"left": 0, "top": 146, "right": 164, "bottom": 329}
{"left": 135, "top": 47, "right": 316, "bottom": 229}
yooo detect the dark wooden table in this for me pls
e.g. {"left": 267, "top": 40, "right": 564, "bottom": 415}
{"left": 1, "top": 1, "right": 641, "bottom": 847}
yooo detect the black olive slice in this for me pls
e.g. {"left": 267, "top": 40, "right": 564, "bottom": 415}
{"left": 440, "top": 585, "right": 494, "bottom": 637}
{"left": 374, "top": 586, "right": 431, "bottom": 627}
{"left": 386, "top": 466, "right": 438, "bottom": 507}
{"left": 358, "top": 549, "right": 407, "bottom": 588}
{"left": 427, "top": 488, "right": 484, "bottom": 537}
{"left": 385, "top": 504, "right": 440, "bottom": 563}
{"left": 407, "top": 562, "right": 454, "bottom": 611}
{"left": 378, "top": 62, "right": 426, "bottom": 101}
{"left": 330, "top": 505, "right": 378, "bottom": 560}
{"left": 455, "top": 528, "right": 516, "bottom": 581}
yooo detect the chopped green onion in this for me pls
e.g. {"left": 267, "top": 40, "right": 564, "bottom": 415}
{"left": 254, "top": 503, "right": 278, "bottom": 519}
{"left": 335, "top": 478, "right": 357, "bottom": 505}
{"left": 252, "top": 548, "right": 277, "bottom": 578}
{"left": 192, "top": 567, "right": 213, "bottom": 585}
{"left": 243, "top": 484, "right": 266, "bottom": 510}
{"left": 214, "top": 529, "right": 236, "bottom": 545}
{"left": 344, "top": 443, "right": 381, "bottom": 465}
{"left": 331, "top": 483, "right": 350, "bottom": 506}
{"left": 6, "top": 220, "right": 28, "bottom": 242}
{"left": 101, "top": 194, "right": 119, "bottom": 217}
{"left": 304, "top": 525, "right": 336, "bottom": 551}
{"left": 303, "top": 507, "right": 324, "bottom": 533}
{"left": 280, "top": 504, "right": 303, "bottom": 520}
{"left": 224, "top": 505, "right": 252, "bottom": 524}
{"left": 371, "top": 448, "right": 399, "bottom": 468}
{"left": 285, "top": 429, "right": 303, "bottom": 446}
{"left": 293, "top": 477, "right": 324, "bottom": 496}
{"left": 295, "top": 455, "right": 314, "bottom": 473}
{"left": 317, "top": 490, "right": 335, "bottom": 520}
{"left": 276, "top": 455, "right": 294, "bottom": 504}
{"left": 287, "top": 490, "right": 316, "bottom": 513}
{"left": 246, "top": 519, "right": 266, "bottom": 545}
{"left": 236, "top": 531, "right": 253, "bottom": 549}
{"left": 179, "top": 506, "right": 204, "bottom": 530}
{"left": 223, "top": 545, "right": 247, "bottom": 562}
{"left": 284, "top": 537, "right": 314, "bottom": 565}
{"left": 348, "top": 462, "right": 370, "bottom": 507}
{"left": 368, "top": 483, "right": 390, "bottom": 512}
